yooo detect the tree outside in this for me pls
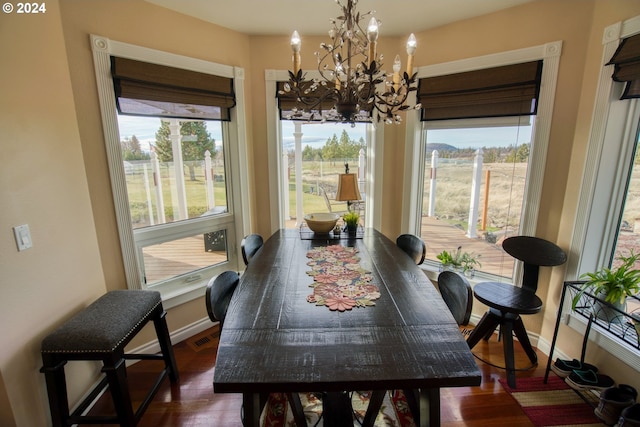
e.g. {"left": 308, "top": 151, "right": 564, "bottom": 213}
{"left": 154, "top": 121, "right": 216, "bottom": 181}
{"left": 121, "top": 135, "right": 150, "bottom": 161}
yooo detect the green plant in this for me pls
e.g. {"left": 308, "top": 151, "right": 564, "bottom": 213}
{"left": 436, "top": 246, "right": 481, "bottom": 272}
{"left": 343, "top": 211, "right": 360, "bottom": 227}
{"left": 572, "top": 250, "right": 640, "bottom": 310}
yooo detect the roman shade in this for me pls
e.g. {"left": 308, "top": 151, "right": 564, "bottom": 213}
{"left": 607, "top": 33, "right": 640, "bottom": 99}
{"left": 276, "top": 81, "right": 374, "bottom": 122}
{"left": 418, "top": 60, "right": 543, "bottom": 121}
{"left": 111, "top": 56, "right": 235, "bottom": 121}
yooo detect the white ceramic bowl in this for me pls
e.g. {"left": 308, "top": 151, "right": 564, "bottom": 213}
{"left": 304, "top": 213, "right": 340, "bottom": 234}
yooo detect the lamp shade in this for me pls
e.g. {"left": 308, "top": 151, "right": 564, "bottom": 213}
{"left": 336, "top": 173, "right": 362, "bottom": 202}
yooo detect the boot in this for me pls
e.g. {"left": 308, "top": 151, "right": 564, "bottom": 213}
{"left": 595, "top": 385, "right": 637, "bottom": 426}
{"left": 619, "top": 403, "right": 640, "bottom": 427}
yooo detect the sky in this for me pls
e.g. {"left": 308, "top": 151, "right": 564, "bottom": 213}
{"left": 116, "top": 115, "right": 532, "bottom": 152}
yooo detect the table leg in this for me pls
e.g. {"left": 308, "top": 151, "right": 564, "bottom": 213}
{"left": 323, "top": 392, "right": 353, "bottom": 427}
{"left": 286, "top": 393, "right": 307, "bottom": 427}
{"left": 242, "top": 392, "right": 261, "bottom": 427}
{"left": 419, "top": 388, "right": 440, "bottom": 427}
{"left": 361, "top": 390, "right": 386, "bottom": 427}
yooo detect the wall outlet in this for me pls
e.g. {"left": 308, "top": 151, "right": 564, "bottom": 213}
{"left": 13, "top": 224, "right": 32, "bottom": 251}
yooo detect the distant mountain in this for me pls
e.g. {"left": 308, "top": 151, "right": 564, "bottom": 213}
{"left": 426, "top": 143, "right": 457, "bottom": 152}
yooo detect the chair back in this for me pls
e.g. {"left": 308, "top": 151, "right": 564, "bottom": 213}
{"left": 205, "top": 271, "right": 240, "bottom": 327}
{"left": 396, "top": 234, "right": 426, "bottom": 265}
{"left": 437, "top": 271, "right": 473, "bottom": 326}
{"left": 241, "top": 234, "right": 264, "bottom": 266}
{"left": 502, "top": 235, "right": 567, "bottom": 292}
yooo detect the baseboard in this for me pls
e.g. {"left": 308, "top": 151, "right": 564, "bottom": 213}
{"left": 128, "top": 317, "right": 216, "bottom": 357}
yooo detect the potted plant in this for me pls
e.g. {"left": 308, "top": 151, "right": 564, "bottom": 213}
{"left": 436, "top": 246, "right": 481, "bottom": 277}
{"left": 571, "top": 250, "right": 640, "bottom": 323}
{"left": 343, "top": 211, "right": 360, "bottom": 236}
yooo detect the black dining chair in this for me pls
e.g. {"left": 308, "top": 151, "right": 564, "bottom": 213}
{"left": 396, "top": 234, "right": 426, "bottom": 265}
{"left": 241, "top": 234, "right": 264, "bottom": 266}
{"left": 205, "top": 271, "right": 307, "bottom": 427}
{"left": 205, "top": 270, "right": 240, "bottom": 328}
{"left": 437, "top": 271, "right": 473, "bottom": 326}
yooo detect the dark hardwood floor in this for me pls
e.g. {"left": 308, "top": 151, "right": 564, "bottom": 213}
{"left": 83, "top": 325, "right": 553, "bottom": 426}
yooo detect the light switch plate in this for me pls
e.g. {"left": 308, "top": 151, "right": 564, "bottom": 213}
{"left": 13, "top": 224, "right": 32, "bottom": 251}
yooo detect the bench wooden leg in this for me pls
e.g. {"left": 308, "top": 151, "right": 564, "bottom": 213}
{"left": 153, "top": 309, "right": 179, "bottom": 382}
{"left": 103, "top": 355, "right": 136, "bottom": 426}
{"left": 40, "top": 356, "right": 69, "bottom": 427}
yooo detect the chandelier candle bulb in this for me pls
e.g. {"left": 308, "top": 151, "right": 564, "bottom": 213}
{"left": 393, "top": 55, "right": 401, "bottom": 91}
{"left": 367, "top": 17, "right": 378, "bottom": 62}
{"left": 291, "top": 31, "right": 301, "bottom": 74}
{"left": 406, "top": 33, "right": 417, "bottom": 76}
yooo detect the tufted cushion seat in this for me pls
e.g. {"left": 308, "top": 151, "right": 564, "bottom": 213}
{"left": 42, "top": 290, "right": 162, "bottom": 353}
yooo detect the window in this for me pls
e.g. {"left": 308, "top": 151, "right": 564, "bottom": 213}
{"left": 402, "top": 41, "right": 562, "bottom": 283}
{"left": 117, "top": 116, "right": 233, "bottom": 291}
{"left": 568, "top": 17, "right": 640, "bottom": 369}
{"left": 265, "top": 70, "right": 383, "bottom": 232}
{"left": 279, "top": 120, "right": 368, "bottom": 229}
{"left": 419, "top": 120, "right": 534, "bottom": 279}
{"left": 91, "top": 35, "right": 250, "bottom": 305}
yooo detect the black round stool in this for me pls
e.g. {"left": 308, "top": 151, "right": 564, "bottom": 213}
{"left": 467, "top": 281, "right": 543, "bottom": 388}
{"left": 466, "top": 236, "right": 566, "bottom": 388}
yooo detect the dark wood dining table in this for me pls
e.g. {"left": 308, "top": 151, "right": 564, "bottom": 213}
{"left": 213, "top": 228, "right": 481, "bottom": 427}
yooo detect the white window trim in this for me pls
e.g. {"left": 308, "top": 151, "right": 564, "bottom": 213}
{"left": 401, "top": 41, "right": 563, "bottom": 282}
{"left": 265, "top": 70, "right": 383, "bottom": 232}
{"left": 91, "top": 35, "right": 251, "bottom": 307}
{"left": 566, "top": 16, "right": 640, "bottom": 370}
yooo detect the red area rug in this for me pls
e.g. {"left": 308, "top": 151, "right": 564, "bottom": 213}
{"left": 500, "top": 376, "right": 605, "bottom": 426}
{"left": 261, "top": 390, "right": 416, "bottom": 427}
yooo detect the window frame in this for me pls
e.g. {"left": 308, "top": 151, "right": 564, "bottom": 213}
{"left": 567, "top": 16, "right": 640, "bottom": 370}
{"left": 265, "top": 70, "right": 384, "bottom": 232}
{"left": 401, "top": 41, "right": 563, "bottom": 283}
{"left": 91, "top": 35, "right": 251, "bottom": 308}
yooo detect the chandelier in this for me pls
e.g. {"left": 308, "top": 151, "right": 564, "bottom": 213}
{"left": 280, "top": 0, "right": 420, "bottom": 124}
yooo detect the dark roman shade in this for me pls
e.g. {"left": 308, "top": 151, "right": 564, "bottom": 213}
{"left": 418, "top": 60, "right": 543, "bottom": 121}
{"left": 607, "top": 33, "right": 640, "bottom": 99}
{"left": 111, "top": 56, "right": 235, "bottom": 121}
{"left": 276, "top": 81, "right": 373, "bottom": 122}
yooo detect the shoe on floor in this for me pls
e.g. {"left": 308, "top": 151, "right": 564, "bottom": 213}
{"left": 619, "top": 403, "right": 640, "bottom": 426}
{"left": 565, "top": 369, "right": 614, "bottom": 391}
{"left": 550, "top": 358, "right": 598, "bottom": 378}
{"left": 595, "top": 385, "right": 637, "bottom": 426}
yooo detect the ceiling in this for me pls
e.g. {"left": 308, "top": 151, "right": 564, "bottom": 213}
{"left": 145, "top": 0, "right": 537, "bottom": 36}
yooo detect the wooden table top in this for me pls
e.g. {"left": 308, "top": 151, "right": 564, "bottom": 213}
{"left": 213, "top": 229, "right": 481, "bottom": 394}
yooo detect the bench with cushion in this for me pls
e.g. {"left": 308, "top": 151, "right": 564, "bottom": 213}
{"left": 40, "top": 290, "right": 179, "bottom": 427}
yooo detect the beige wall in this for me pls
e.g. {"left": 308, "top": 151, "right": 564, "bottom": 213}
{"left": 0, "top": 1, "right": 107, "bottom": 425}
{"left": 2, "top": 0, "right": 640, "bottom": 425}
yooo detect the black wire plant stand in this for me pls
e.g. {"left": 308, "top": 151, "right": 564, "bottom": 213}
{"left": 545, "top": 281, "right": 640, "bottom": 400}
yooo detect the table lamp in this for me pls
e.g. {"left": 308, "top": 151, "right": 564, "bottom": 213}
{"left": 335, "top": 163, "right": 362, "bottom": 212}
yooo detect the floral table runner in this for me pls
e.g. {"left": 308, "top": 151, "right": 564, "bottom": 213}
{"left": 305, "top": 245, "right": 380, "bottom": 311}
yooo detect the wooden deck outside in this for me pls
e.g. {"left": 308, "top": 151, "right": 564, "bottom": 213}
{"left": 419, "top": 215, "right": 515, "bottom": 278}
{"left": 141, "top": 216, "right": 515, "bottom": 285}
{"left": 143, "top": 235, "right": 227, "bottom": 284}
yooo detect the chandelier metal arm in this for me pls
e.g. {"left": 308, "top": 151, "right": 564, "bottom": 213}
{"left": 283, "top": 0, "right": 419, "bottom": 123}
